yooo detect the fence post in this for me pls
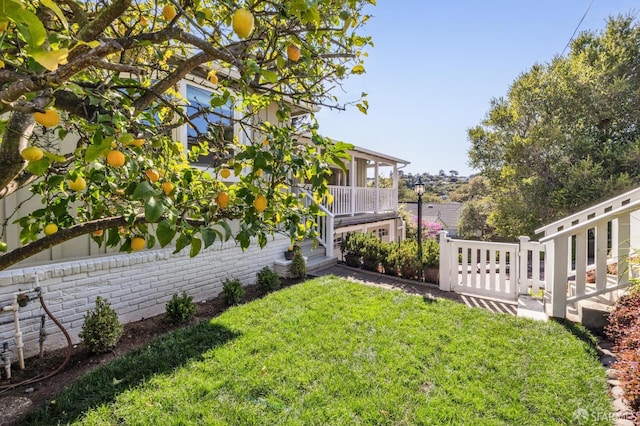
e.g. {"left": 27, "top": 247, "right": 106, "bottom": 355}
{"left": 518, "top": 236, "right": 530, "bottom": 295}
{"left": 439, "top": 231, "right": 451, "bottom": 292}
{"left": 549, "top": 235, "right": 569, "bottom": 318}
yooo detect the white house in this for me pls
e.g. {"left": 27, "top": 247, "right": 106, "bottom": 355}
{"left": 0, "top": 73, "right": 409, "bottom": 364}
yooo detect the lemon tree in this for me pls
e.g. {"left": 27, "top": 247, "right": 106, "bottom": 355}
{"left": 0, "top": 0, "right": 374, "bottom": 270}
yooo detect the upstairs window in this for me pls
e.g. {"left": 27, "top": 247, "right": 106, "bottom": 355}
{"left": 186, "top": 84, "right": 234, "bottom": 166}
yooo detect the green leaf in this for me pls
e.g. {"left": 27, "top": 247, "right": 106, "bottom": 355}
{"left": 157, "top": 220, "right": 176, "bottom": 247}
{"left": 4, "top": 4, "right": 47, "bottom": 47}
{"left": 133, "top": 181, "right": 155, "bottom": 199}
{"left": 174, "top": 233, "right": 190, "bottom": 254}
{"left": 144, "top": 196, "right": 163, "bottom": 223}
{"left": 43, "top": 151, "right": 66, "bottom": 163}
{"left": 201, "top": 227, "right": 217, "bottom": 249}
{"left": 26, "top": 157, "right": 50, "bottom": 175}
{"left": 351, "top": 65, "right": 365, "bottom": 74}
{"left": 85, "top": 139, "right": 110, "bottom": 162}
{"left": 217, "top": 221, "right": 233, "bottom": 241}
{"left": 31, "top": 48, "right": 69, "bottom": 71}
{"left": 261, "top": 69, "right": 279, "bottom": 84}
{"left": 190, "top": 237, "right": 202, "bottom": 257}
{"left": 41, "top": 0, "right": 68, "bottom": 30}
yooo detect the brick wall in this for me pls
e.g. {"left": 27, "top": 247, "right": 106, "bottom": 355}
{"left": 0, "top": 235, "right": 289, "bottom": 361}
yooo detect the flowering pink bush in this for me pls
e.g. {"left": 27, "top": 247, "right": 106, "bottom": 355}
{"left": 413, "top": 217, "right": 443, "bottom": 240}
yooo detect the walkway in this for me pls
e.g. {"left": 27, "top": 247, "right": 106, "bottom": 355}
{"left": 317, "top": 264, "right": 518, "bottom": 316}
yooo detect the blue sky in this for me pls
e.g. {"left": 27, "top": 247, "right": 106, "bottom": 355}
{"left": 316, "top": 1, "right": 640, "bottom": 176}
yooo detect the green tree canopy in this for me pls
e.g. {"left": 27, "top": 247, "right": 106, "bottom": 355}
{"left": 0, "top": 0, "right": 375, "bottom": 269}
{"left": 469, "top": 15, "right": 640, "bottom": 239}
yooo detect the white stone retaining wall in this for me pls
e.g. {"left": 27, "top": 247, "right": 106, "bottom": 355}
{"left": 0, "top": 235, "right": 289, "bottom": 362}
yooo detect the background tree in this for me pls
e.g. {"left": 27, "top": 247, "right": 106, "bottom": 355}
{"left": 469, "top": 16, "right": 640, "bottom": 239}
{"left": 450, "top": 176, "right": 492, "bottom": 240}
{"left": 0, "top": 0, "right": 375, "bottom": 270}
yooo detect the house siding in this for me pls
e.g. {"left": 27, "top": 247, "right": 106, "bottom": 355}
{"left": 0, "top": 235, "right": 289, "bottom": 359}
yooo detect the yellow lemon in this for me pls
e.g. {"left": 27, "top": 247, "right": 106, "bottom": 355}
{"left": 130, "top": 138, "right": 145, "bottom": 148}
{"left": 162, "top": 5, "right": 177, "bottom": 20}
{"left": 106, "top": 150, "right": 126, "bottom": 167}
{"left": 68, "top": 176, "right": 87, "bottom": 191}
{"left": 216, "top": 191, "right": 230, "bottom": 208}
{"left": 44, "top": 223, "right": 58, "bottom": 236}
{"left": 207, "top": 69, "right": 218, "bottom": 86}
{"left": 232, "top": 8, "right": 254, "bottom": 38}
{"left": 20, "top": 146, "right": 44, "bottom": 161}
{"left": 145, "top": 169, "right": 160, "bottom": 183}
{"left": 254, "top": 194, "right": 267, "bottom": 212}
{"left": 162, "top": 181, "right": 175, "bottom": 195}
{"left": 131, "top": 237, "right": 146, "bottom": 251}
{"left": 287, "top": 44, "right": 301, "bottom": 62}
{"left": 34, "top": 109, "right": 60, "bottom": 127}
{"left": 220, "top": 168, "right": 231, "bottom": 179}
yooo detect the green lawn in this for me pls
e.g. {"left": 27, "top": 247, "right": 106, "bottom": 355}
{"left": 24, "top": 276, "right": 611, "bottom": 425}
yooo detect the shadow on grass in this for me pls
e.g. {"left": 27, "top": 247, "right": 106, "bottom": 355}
{"left": 20, "top": 321, "right": 239, "bottom": 425}
{"left": 550, "top": 317, "right": 599, "bottom": 356}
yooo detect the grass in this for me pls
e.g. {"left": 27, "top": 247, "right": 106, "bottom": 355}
{"left": 23, "top": 276, "right": 611, "bottom": 425}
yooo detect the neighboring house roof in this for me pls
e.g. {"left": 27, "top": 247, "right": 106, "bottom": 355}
{"left": 403, "top": 202, "right": 463, "bottom": 230}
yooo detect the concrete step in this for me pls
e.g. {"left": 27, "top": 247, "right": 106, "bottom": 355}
{"left": 517, "top": 296, "right": 547, "bottom": 321}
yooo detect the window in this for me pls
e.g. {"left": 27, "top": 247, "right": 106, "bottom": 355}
{"left": 185, "top": 84, "right": 234, "bottom": 166}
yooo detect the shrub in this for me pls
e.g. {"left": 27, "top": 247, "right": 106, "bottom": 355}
{"left": 79, "top": 297, "right": 123, "bottom": 354}
{"left": 380, "top": 242, "right": 397, "bottom": 276}
{"left": 606, "top": 285, "right": 640, "bottom": 410}
{"left": 165, "top": 292, "right": 197, "bottom": 325}
{"left": 257, "top": 266, "right": 281, "bottom": 294}
{"left": 389, "top": 240, "right": 422, "bottom": 279}
{"left": 422, "top": 238, "right": 440, "bottom": 267}
{"left": 361, "top": 234, "right": 383, "bottom": 271}
{"left": 222, "top": 278, "right": 245, "bottom": 306}
{"left": 289, "top": 249, "right": 307, "bottom": 279}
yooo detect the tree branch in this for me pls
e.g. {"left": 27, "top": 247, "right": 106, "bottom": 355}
{"left": 133, "top": 51, "right": 214, "bottom": 113}
{"left": 76, "top": 0, "right": 131, "bottom": 42}
{"left": 0, "top": 214, "right": 207, "bottom": 270}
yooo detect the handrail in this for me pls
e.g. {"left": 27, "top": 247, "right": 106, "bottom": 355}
{"left": 298, "top": 189, "right": 335, "bottom": 258}
{"left": 539, "top": 197, "right": 640, "bottom": 242}
{"left": 536, "top": 186, "right": 640, "bottom": 237}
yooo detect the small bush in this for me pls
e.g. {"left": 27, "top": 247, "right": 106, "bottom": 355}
{"left": 289, "top": 249, "right": 307, "bottom": 279}
{"left": 362, "top": 234, "right": 383, "bottom": 271}
{"left": 389, "top": 240, "right": 422, "bottom": 279}
{"left": 79, "top": 297, "right": 123, "bottom": 354}
{"left": 165, "top": 292, "right": 197, "bottom": 325}
{"left": 422, "top": 238, "right": 440, "bottom": 267}
{"left": 222, "top": 278, "right": 245, "bottom": 306}
{"left": 257, "top": 266, "right": 281, "bottom": 294}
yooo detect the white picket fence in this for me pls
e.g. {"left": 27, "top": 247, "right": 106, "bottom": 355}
{"left": 439, "top": 186, "right": 640, "bottom": 317}
{"left": 438, "top": 232, "right": 546, "bottom": 301}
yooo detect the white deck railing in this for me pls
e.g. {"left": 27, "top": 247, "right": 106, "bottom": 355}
{"left": 327, "top": 186, "right": 397, "bottom": 216}
{"left": 540, "top": 197, "right": 640, "bottom": 318}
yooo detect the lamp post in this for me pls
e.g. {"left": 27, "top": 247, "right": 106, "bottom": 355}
{"left": 414, "top": 177, "right": 425, "bottom": 281}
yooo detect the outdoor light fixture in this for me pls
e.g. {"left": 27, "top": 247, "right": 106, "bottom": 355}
{"left": 414, "top": 176, "right": 425, "bottom": 196}
{"left": 414, "top": 177, "right": 425, "bottom": 280}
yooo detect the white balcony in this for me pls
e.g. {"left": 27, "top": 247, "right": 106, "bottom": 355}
{"left": 327, "top": 186, "right": 397, "bottom": 217}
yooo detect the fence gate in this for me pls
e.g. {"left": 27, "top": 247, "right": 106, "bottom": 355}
{"left": 439, "top": 233, "right": 547, "bottom": 302}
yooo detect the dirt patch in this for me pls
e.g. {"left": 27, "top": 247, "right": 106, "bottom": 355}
{"left": 0, "top": 279, "right": 304, "bottom": 424}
